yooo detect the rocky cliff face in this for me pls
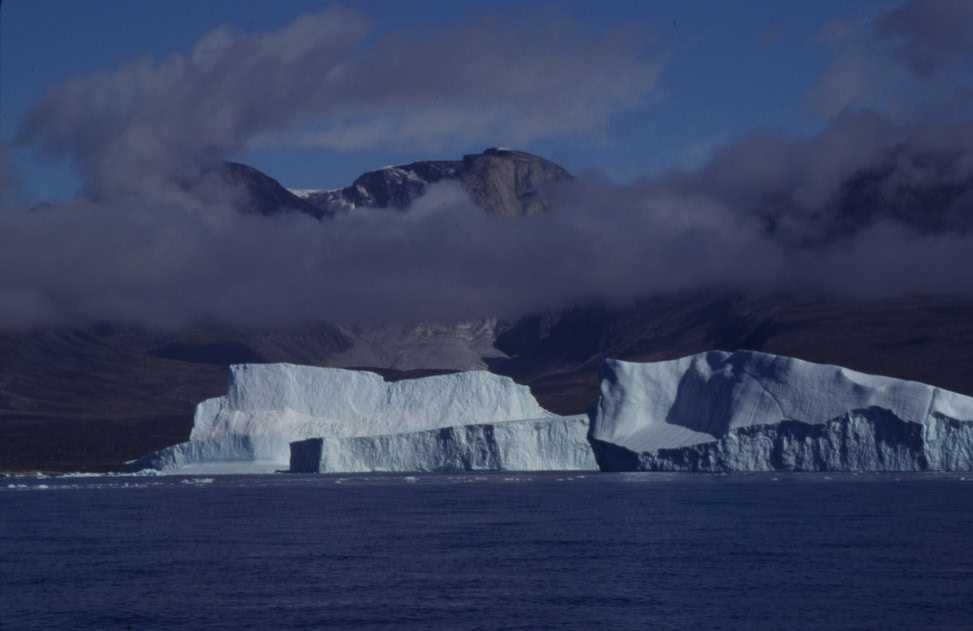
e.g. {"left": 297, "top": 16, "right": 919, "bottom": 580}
{"left": 458, "top": 148, "right": 572, "bottom": 216}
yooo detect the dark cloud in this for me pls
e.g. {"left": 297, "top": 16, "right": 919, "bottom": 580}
{"left": 0, "top": 145, "right": 11, "bottom": 193}
{"left": 3, "top": 6, "right": 973, "bottom": 331}
{"left": 4, "top": 107, "right": 973, "bottom": 331}
{"left": 877, "top": 0, "right": 973, "bottom": 77}
{"left": 809, "top": 0, "right": 973, "bottom": 116}
{"left": 669, "top": 109, "right": 973, "bottom": 242}
{"left": 0, "top": 178, "right": 767, "bottom": 329}
{"left": 0, "top": 145, "right": 24, "bottom": 209}
{"left": 17, "top": 7, "right": 662, "bottom": 201}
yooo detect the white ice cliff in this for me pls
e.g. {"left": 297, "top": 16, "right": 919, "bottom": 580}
{"left": 290, "top": 416, "right": 597, "bottom": 473}
{"left": 131, "top": 363, "right": 589, "bottom": 473}
{"left": 589, "top": 351, "right": 973, "bottom": 471}
{"left": 132, "top": 351, "right": 973, "bottom": 474}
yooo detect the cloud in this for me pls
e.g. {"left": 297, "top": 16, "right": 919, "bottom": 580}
{"left": 876, "top": 0, "right": 973, "bottom": 77}
{"left": 0, "top": 145, "right": 24, "bottom": 208}
{"left": 4, "top": 106, "right": 973, "bottom": 331}
{"left": 0, "top": 178, "right": 764, "bottom": 329}
{"left": 667, "top": 108, "right": 973, "bottom": 243}
{"left": 295, "top": 15, "right": 663, "bottom": 151}
{"left": 808, "top": 0, "right": 973, "bottom": 117}
{"left": 0, "top": 146, "right": 9, "bottom": 194}
{"left": 17, "top": 7, "right": 662, "bottom": 200}
{"left": 3, "top": 5, "right": 973, "bottom": 331}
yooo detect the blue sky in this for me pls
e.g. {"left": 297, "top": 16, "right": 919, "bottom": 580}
{"left": 2, "top": 0, "right": 899, "bottom": 201}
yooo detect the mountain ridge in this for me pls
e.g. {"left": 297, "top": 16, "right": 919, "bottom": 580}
{"left": 6, "top": 147, "right": 973, "bottom": 471}
{"left": 223, "top": 147, "right": 572, "bottom": 218}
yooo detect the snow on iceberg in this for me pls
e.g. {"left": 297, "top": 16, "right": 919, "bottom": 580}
{"left": 131, "top": 363, "right": 554, "bottom": 473}
{"left": 590, "top": 351, "right": 973, "bottom": 472}
{"left": 290, "top": 416, "right": 597, "bottom": 473}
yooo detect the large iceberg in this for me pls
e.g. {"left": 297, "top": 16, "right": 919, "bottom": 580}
{"left": 132, "top": 363, "right": 571, "bottom": 473}
{"left": 590, "top": 351, "right": 973, "bottom": 471}
{"left": 290, "top": 416, "right": 597, "bottom": 473}
{"left": 132, "top": 351, "right": 973, "bottom": 475}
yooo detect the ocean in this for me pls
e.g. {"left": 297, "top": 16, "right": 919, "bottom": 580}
{"left": 2, "top": 472, "right": 972, "bottom": 630}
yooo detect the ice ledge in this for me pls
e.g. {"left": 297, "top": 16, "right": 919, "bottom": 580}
{"left": 290, "top": 416, "right": 597, "bottom": 473}
{"left": 592, "top": 407, "right": 973, "bottom": 472}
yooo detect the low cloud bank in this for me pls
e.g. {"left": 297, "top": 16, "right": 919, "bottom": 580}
{"left": 4, "top": 109, "right": 973, "bottom": 330}
{"left": 18, "top": 7, "right": 661, "bottom": 201}
{"left": 3, "top": 2, "right": 973, "bottom": 330}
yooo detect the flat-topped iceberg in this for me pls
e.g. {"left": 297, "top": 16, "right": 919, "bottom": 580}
{"left": 131, "top": 351, "right": 973, "bottom": 475}
{"left": 290, "top": 416, "right": 597, "bottom": 473}
{"left": 590, "top": 351, "right": 973, "bottom": 471}
{"left": 131, "top": 363, "right": 557, "bottom": 473}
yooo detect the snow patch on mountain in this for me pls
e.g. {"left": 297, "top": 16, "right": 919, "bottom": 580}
{"left": 286, "top": 188, "right": 324, "bottom": 199}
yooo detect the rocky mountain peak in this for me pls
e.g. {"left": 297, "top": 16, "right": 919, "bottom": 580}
{"left": 291, "top": 147, "right": 572, "bottom": 217}
{"left": 459, "top": 147, "right": 573, "bottom": 216}
{"left": 218, "top": 161, "right": 331, "bottom": 218}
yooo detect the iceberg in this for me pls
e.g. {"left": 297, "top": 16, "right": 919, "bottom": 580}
{"left": 290, "top": 416, "right": 597, "bottom": 473}
{"left": 132, "top": 351, "right": 973, "bottom": 475}
{"left": 131, "top": 363, "right": 556, "bottom": 473}
{"left": 590, "top": 351, "right": 973, "bottom": 472}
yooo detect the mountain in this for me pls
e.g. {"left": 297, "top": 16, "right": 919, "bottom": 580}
{"left": 291, "top": 147, "right": 572, "bottom": 216}
{"left": 218, "top": 161, "right": 330, "bottom": 218}
{"left": 6, "top": 292, "right": 973, "bottom": 472}
{"left": 5, "top": 148, "right": 973, "bottom": 471}
{"left": 215, "top": 147, "right": 571, "bottom": 218}
{"left": 491, "top": 293, "right": 973, "bottom": 415}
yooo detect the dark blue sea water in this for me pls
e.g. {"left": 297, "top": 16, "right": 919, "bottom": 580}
{"left": 2, "top": 473, "right": 972, "bottom": 630}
